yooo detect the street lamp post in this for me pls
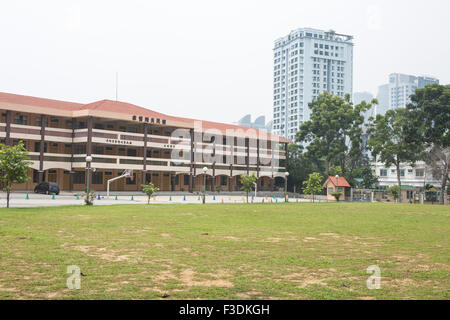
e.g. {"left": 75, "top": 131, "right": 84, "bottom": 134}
{"left": 285, "top": 172, "right": 290, "bottom": 202}
{"left": 202, "top": 167, "right": 208, "bottom": 204}
{"left": 86, "top": 156, "right": 93, "bottom": 196}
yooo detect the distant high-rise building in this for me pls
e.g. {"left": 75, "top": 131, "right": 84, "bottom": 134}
{"left": 353, "top": 92, "right": 375, "bottom": 123}
{"left": 376, "top": 84, "right": 390, "bottom": 116}
{"left": 272, "top": 28, "right": 354, "bottom": 141}
{"left": 380, "top": 73, "right": 440, "bottom": 111}
{"left": 417, "top": 76, "right": 440, "bottom": 89}
{"left": 236, "top": 115, "right": 272, "bottom": 133}
{"left": 353, "top": 92, "right": 373, "bottom": 105}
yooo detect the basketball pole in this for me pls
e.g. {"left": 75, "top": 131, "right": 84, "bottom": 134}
{"left": 106, "top": 170, "right": 132, "bottom": 199}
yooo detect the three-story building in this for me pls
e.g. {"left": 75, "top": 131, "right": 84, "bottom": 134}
{"left": 0, "top": 92, "right": 290, "bottom": 193}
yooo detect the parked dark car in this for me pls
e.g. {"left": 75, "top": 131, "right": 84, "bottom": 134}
{"left": 34, "top": 182, "right": 60, "bottom": 195}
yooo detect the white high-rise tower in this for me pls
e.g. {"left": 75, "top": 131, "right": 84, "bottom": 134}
{"left": 272, "top": 28, "right": 354, "bottom": 141}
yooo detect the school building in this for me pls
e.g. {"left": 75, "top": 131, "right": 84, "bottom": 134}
{"left": 0, "top": 92, "right": 290, "bottom": 193}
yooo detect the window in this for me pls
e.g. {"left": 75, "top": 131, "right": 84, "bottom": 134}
{"left": 183, "top": 175, "right": 189, "bottom": 186}
{"left": 36, "top": 117, "right": 48, "bottom": 127}
{"left": 126, "top": 173, "right": 136, "bottom": 185}
{"left": 416, "top": 169, "right": 425, "bottom": 177}
{"left": 221, "top": 176, "right": 227, "bottom": 186}
{"left": 74, "top": 145, "right": 86, "bottom": 154}
{"left": 93, "top": 146, "right": 104, "bottom": 154}
{"left": 34, "top": 142, "right": 47, "bottom": 153}
{"left": 92, "top": 172, "right": 103, "bottom": 185}
{"left": 33, "top": 169, "right": 40, "bottom": 183}
{"left": 94, "top": 123, "right": 105, "bottom": 130}
{"left": 400, "top": 170, "right": 405, "bottom": 177}
{"left": 380, "top": 169, "right": 388, "bottom": 177}
{"left": 77, "top": 121, "right": 87, "bottom": 129}
{"left": 13, "top": 114, "right": 28, "bottom": 125}
{"left": 127, "top": 149, "right": 137, "bottom": 157}
{"left": 74, "top": 171, "right": 85, "bottom": 184}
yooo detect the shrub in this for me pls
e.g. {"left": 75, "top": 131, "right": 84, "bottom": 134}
{"left": 388, "top": 185, "right": 401, "bottom": 202}
{"left": 84, "top": 191, "right": 96, "bottom": 206}
{"left": 330, "top": 192, "right": 342, "bottom": 202}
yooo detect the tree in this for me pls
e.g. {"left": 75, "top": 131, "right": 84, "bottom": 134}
{"left": 329, "top": 166, "right": 343, "bottom": 177}
{"left": 142, "top": 182, "right": 160, "bottom": 204}
{"left": 407, "top": 84, "right": 450, "bottom": 204}
{"left": 240, "top": 174, "right": 257, "bottom": 203}
{"left": 286, "top": 143, "right": 323, "bottom": 192}
{"left": 347, "top": 163, "right": 379, "bottom": 189}
{"left": 388, "top": 185, "right": 401, "bottom": 202}
{"left": 302, "top": 172, "right": 323, "bottom": 203}
{"left": 0, "top": 142, "right": 32, "bottom": 208}
{"left": 296, "top": 92, "right": 374, "bottom": 177}
{"left": 367, "top": 108, "right": 423, "bottom": 195}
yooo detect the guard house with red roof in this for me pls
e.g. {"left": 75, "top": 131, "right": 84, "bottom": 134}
{"left": 0, "top": 91, "right": 290, "bottom": 193}
{"left": 323, "top": 176, "right": 351, "bottom": 201}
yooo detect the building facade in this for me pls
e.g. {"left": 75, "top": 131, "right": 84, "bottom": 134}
{"left": 0, "top": 92, "right": 290, "bottom": 193}
{"left": 272, "top": 28, "right": 354, "bottom": 141}
{"left": 373, "top": 161, "right": 441, "bottom": 188}
{"left": 377, "top": 73, "right": 440, "bottom": 112}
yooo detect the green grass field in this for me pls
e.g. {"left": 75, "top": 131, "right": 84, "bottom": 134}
{"left": 0, "top": 203, "right": 448, "bottom": 300}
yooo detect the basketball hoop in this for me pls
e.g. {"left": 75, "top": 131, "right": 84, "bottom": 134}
{"left": 107, "top": 170, "right": 134, "bottom": 199}
{"left": 125, "top": 169, "right": 134, "bottom": 181}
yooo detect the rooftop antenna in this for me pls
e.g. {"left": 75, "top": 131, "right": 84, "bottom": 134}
{"left": 115, "top": 72, "right": 118, "bottom": 101}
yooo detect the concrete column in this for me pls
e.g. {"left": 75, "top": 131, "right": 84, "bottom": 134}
{"left": 189, "top": 128, "right": 194, "bottom": 193}
{"left": 246, "top": 138, "right": 250, "bottom": 175}
{"left": 69, "top": 118, "right": 76, "bottom": 191}
{"left": 86, "top": 117, "right": 93, "bottom": 187}
{"left": 5, "top": 110, "right": 11, "bottom": 146}
{"left": 229, "top": 164, "right": 233, "bottom": 192}
{"left": 170, "top": 173, "right": 175, "bottom": 192}
{"left": 38, "top": 115, "right": 47, "bottom": 183}
{"left": 212, "top": 163, "right": 216, "bottom": 192}
{"left": 256, "top": 139, "right": 260, "bottom": 189}
{"left": 142, "top": 123, "right": 148, "bottom": 185}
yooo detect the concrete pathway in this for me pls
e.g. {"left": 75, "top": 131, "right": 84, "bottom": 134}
{"left": 0, "top": 192, "right": 316, "bottom": 208}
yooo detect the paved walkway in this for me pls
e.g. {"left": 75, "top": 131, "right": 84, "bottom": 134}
{"left": 0, "top": 192, "right": 317, "bottom": 208}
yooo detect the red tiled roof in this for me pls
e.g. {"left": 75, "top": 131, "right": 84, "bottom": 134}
{"left": 0, "top": 91, "right": 82, "bottom": 110}
{"left": 326, "top": 176, "right": 351, "bottom": 188}
{"left": 0, "top": 91, "right": 290, "bottom": 142}
{"left": 78, "top": 99, "right": 170, "bottom": 119}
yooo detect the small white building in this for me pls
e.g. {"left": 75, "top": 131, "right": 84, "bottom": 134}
{"left": 373, "top": 161, "right": 441, "bottom": 188}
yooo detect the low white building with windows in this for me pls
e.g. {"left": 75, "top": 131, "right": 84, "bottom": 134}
{"left": 373, "top": 161, "right": 441, "bottom": 188}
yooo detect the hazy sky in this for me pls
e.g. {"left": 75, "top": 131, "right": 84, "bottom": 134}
{"left": 1, "top": 0, "right": 449, "bottom": 124}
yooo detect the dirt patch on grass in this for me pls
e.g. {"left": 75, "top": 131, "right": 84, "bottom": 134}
{"left": 181, "top": 269, "right": 233, "bottom": 288}
{"left": 0, "top": 284, "right": 17, "bottom": 292}
{"left": 64, "top": 245, "right": 138, "bottom": 263}
{"left": 235, "top": 290, "right": 265, "bottom": 299}
{"left": 320, "top": 233, "right": 340, "bottom": 237}
{"left": 282, "top": 271, "right": 329, "bottom": 289}
{"left": 358, "top": 296, "right": 376, "bottom": 300}
{"left": 154, "top": 268, "right": 233, "bottom": 288}
{"left": 224, "top": 236, "right": 241, "bottom": 241}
